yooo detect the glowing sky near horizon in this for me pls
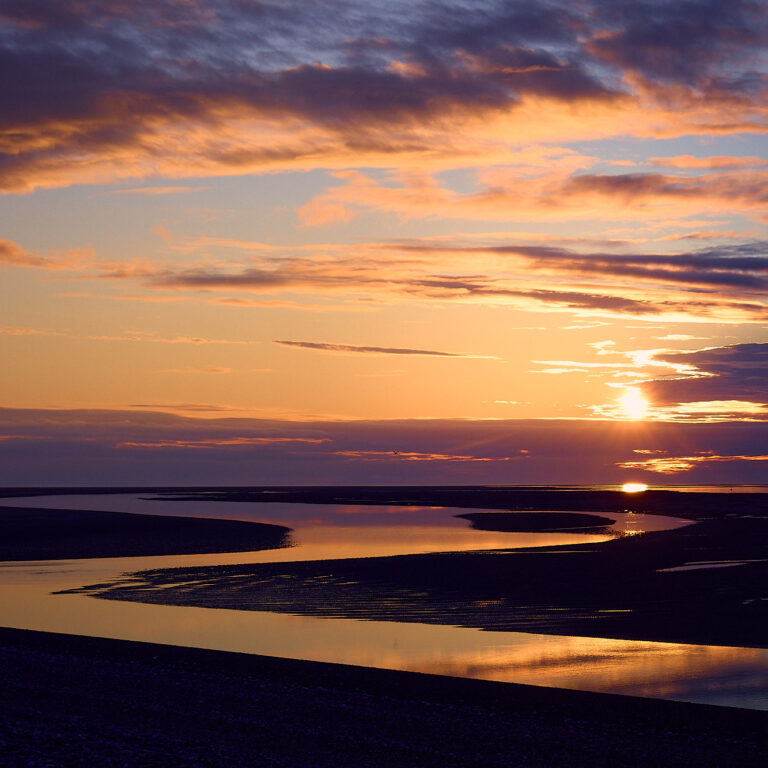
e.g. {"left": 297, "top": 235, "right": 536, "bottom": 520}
{"left": 0, "top": 0, "right": 767, "bottom": 484}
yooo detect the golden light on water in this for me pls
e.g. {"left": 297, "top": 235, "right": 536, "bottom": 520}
{"left": 622, "top": 482, "right": 648, "bottom": 493}
{"left": 618, "top": 388, "right": 649, "bottom": 420}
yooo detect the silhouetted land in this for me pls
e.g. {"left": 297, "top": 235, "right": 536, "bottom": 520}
{"left": 457, "top": 511, "right": 615, "bottom": 531}
{"left": 0, "top": 505, "right": 290, "bottom": 560}
{"left": 1, "top": 627, "right": 765, "bottom": 767}
{"left": 154, "top": 485, "right": 768, "bottom": 519}
{"left": 4, "top": 484, "right": 768, "bottom": 517}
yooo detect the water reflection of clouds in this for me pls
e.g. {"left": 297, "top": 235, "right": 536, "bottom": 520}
{"left": 1, "top": 493, "right": 763, "bottom": 710}
{"left": 410, "top": 639, "right": 768, "bottom": 705}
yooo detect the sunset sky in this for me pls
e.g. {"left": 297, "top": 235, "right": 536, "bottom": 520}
{"left": 1, "top": 0, "right": 767, "bottom": 485}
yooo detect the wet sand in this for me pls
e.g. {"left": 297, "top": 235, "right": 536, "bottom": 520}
{"left": 1, "top": 626, "right": 766, "bottom": 767}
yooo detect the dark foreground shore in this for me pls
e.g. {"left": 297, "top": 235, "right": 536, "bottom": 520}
{"left": 1, "top": 627, "right": 766, "bottom": 768}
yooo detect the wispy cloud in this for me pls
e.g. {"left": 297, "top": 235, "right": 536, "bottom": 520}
{"left": 0, "top": 326, "right": 252, "bottom": 345}
{"left": 273, "top": 339, "right": 498, "bottom": 358}
{"left": 5, "top": 221, "right": 765, "bottom": 325}
{"left": 157, "top": 367, "right": 235, "bottom": 374}
{"left": 118, "top": 437, "right": 330, "bottom": 449}
{"left": 333, "top": 450, "right": 520, "bottom": 462}
{"left": 0, "top": 239, "right": 41, "bottom": 267}
{"left": 618, "top": 451, "right": 768, "bottom": 474}
{"left": 87, "top": 332, "right": 251, "bottom": 345}
{"left": 0, "top": 326, "right": 61, "bottom": 336}
{"left": 110, "top": 186, "right": 208, "bottom": 195}
{"left": 655, "top": 334, "right": 708, "bottom": 341}
{"left": 79, "top": 236, "right": 768, "bottom": 323}
{"left": 650, "top": 155, "right": 768, "bottom": 170}
{"left": 125, "top": 403, "right": 254, "bottom": 414}
{"left": 0, "top": 239, "right": 93, "bottom": 270}
{"left": 297, "top": 169, "right": 768, "bottom": 227}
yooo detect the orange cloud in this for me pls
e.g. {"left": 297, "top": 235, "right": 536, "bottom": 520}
{"left": 81, "top": 234, "right": 768, "bottom": 324}
{"left": 0, "top": 239, "right": 93, "bottom": 270}
{"left": 297, "top": 168, "right": 768, "bottom": 226}
{"left": 157, "top": 367, "right": 235, "bottom": 374}
{"left": 118, "top": 436, "right": 330, "bottom": 449}
{"left": 618, "top": 451, "right": 768, "bottom": 474}
{"left": 86, "top": 331, "right": 252, "bottom": 345}
{"left": 0, "top": 326, "right": 254, "bottom": 345}
{"left": 651, "top": 155, "right": 768, "bottom": 170}
{"left": 333, "top": 450, "right": 516, "bottom": 462}
{"left": 0, "top": 326, "right": 61, "bottom": 336}
{"left": 110, "top": 185, "right": 208, "bottom": 195}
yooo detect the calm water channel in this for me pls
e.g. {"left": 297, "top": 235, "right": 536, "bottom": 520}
{"left": 2, "top": 493, "right": 767, "bottom": 711}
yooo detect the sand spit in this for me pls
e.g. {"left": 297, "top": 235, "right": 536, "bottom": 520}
{"left": 0, "top": 506, "right": 290, "bottom": 561}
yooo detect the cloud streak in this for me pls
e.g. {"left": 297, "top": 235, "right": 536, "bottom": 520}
{"left": 118, "top": 437, "right": 330, "bottom": 449}
{"left": 6, "top": 222, "right": 768, "bottom": 323}
{"left": 618, "top": 451, "right": 768, "bottom": 474}
{"left": 78, "top": 234, "right": 768, "bottom": 323}
{"left": 298, "top": 168, "right": 768, "bottom": 227}
{"left": 0, "top": 239, "right": 92, "bottom": 270}
{"left": 273, "top": 339, "right": 493, "bottom": 358}
{"left": 110, "top": 186, "right": 207, "bottom": 196}
{"left": 332, "top": 450, "right": 519, "bottom": 462}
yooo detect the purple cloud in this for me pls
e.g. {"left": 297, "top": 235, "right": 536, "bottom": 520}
{"left": 1, "top": 1, "right": 765, "bottom": 191}
{"left": 641, "top": 343, "right": 768, "bottom": 406}
{"left": 587, "top": 0, "right": 768, "bottom": 89}
{"left": 1, "top": 407, "right": 767, "bottom": 485}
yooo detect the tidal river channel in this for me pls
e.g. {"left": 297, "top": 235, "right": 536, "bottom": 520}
{"left": 2, "top": 493, "right": 767, "bottom": 711}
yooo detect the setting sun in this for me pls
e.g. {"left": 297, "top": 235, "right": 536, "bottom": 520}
{"left": 619, "top": 389, "right": 649, "bottom": 420}
{"left": 622, "top": 482, "right": 649, "bottom": 493}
